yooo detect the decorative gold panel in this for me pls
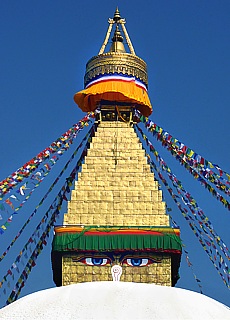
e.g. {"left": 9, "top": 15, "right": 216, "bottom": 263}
{"left": 62, "top": 255, "right": 171, "bottom": 286}
{"left": 84, "top": 52, "right": 148, "bottom": 87}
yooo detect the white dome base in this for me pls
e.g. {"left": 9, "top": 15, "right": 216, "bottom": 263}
{"left": 1, "top": 282, "right": 229, "bottom": 319}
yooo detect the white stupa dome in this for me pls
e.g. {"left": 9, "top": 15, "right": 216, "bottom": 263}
{"left": 1, "top": 282, "right": 229, "bottom": 319}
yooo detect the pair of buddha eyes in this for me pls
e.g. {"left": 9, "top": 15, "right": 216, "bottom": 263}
{"left": 81, "top": 257, "right": 152, "bottom": 267}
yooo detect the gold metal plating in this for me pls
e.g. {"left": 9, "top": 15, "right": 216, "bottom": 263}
{"left": 84, "top": 52, "right": 148, "bottom": 87}
{"left": 98, "top": 8, "right": 135, "bottom": 55}
{"left": 62, "top": 255, "right": 171, "bottom": 286}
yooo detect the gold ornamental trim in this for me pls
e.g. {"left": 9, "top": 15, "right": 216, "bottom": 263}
{"left": 84, "top": 52, "right": 148, "bottom": 88}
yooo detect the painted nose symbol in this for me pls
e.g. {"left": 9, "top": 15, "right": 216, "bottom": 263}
{"left": 111, "top": 265, "right": 122, "bottom": 281}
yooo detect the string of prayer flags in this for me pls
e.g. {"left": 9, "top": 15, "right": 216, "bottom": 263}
{"left": 135, "top": 110, "right": 230, "bottom": 195}
{"left": 189, "top": 222, "right": 230, "bottom": 288}
{"left": 0, "top": 110, "right": 97, "bottom": 200}
{"left": 5, "top": 209, "right": 58, "bottom": 305}
{"left": 135, "top": 126, "right": 230, "bottom": 288}
{"left": 183, "top": 246, "right": 203, "bottom": 293}
{"left": 167, "top": 212, "right": 204, "bottom": 293}
{"left": 2, "top": 133, "right": 91, "bottom": 303}
{"left": 1, "top": 140, "right": 92, "bottom": 299}
{"left": 167, "top": 150, "right": 230, "bottom": 207}
{"left": 0, "top": 126, "right": 95, "bottom": 264}
{"left": 149, "top": 155, "right": 230, "bottom": 288}
{"left": 134, "top": 123, "right": 230, "bottom": 210}
{"left": 0, "top": 123, "right": 95, "bottom": 236}
{"left": 135, "top": 125, "right": 230, "bottom": 262}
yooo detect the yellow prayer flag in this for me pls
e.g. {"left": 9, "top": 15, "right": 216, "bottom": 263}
{"left": 187, "top": 150, "right": 194, "bottom": 157}
{"left": 208, "top": 161, "right": 214, "bottom": 168}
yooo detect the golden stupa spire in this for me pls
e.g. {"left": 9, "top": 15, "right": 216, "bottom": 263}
{"left": 98, "top": 8, "right": 135, "bottom": 55}
{"left": 109, "top": 25, "right": 125, "bottom": 53}
{"left": 52, "top": 9, "right": 182, "bottom": 289}
{"left": 113, "top": 7, "right": 121, "bottom": 21}
{"left": 73, "top": 8, "right": 152, "bottom": 117}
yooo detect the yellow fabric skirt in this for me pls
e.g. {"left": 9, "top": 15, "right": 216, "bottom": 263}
{"left": 74, "top": 79, "right": 152, "bottom": 116}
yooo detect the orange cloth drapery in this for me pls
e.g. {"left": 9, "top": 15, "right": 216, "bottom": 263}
{"left": 74, "top": 79, "right": 152, "bottom": 117}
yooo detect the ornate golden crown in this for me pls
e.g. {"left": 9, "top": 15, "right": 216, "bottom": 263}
{"left": 84, "top": 8, "right": 148, "bottom": 89}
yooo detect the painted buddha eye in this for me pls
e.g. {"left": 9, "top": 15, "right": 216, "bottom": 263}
{"left": 84, "top": 257, "right": 110, "bottom": 266}
{"left": 124, "top": 258, "right": 149, "bottom": 266}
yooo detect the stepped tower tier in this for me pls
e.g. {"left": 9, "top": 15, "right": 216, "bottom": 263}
{"left": 51, "top": 8, "right": 182, "bottom": 288}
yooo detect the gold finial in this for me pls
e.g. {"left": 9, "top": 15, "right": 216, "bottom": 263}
{"left": 98, "top": 8, "right": 135, "bottom": 55}
{"left": 109, "top": 25, "right": 125, "bottom": 53}
{"left": 112, "top": 25, "right": 123, "bottom": 42}
{"left": 113, "top": 7, "right": 121, "bottom": 22}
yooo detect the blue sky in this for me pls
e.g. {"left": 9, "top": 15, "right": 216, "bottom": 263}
{"left": 0, "top": 0, "right": 230, "bottom": 308}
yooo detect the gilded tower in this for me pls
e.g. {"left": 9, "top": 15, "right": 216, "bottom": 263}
{"left": 52, "top": 9, "right": 181, "bottom": 287}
